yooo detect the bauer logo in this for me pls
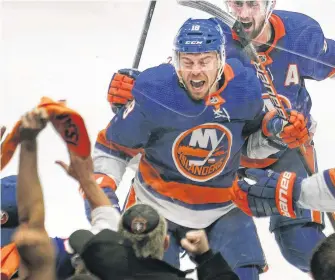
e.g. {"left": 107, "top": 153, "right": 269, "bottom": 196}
{"left": 278, "top": 172, "right": 293, "bottom": 218}
{"left": 262, "top": 93, "right": 292, "bottom": 112}
{"left": 172, "top": 123, "right": 232, "bottom": 182}
{"left": 185, "top": 41, "right": 203, "bottom": 45}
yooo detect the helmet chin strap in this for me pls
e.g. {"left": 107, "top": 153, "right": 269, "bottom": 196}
{"left": 208, "top": 54, "right": 225, "bottom": 95}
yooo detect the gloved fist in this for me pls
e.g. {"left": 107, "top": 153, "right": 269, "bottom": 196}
{"left": 232, "top": 168, "right": 303, "bottom": 218}
{"left": 262, "top": 109, "right": 309, "bottom": 149}
{"left": 107, "top": 68, "right": 141, "bottom": 113}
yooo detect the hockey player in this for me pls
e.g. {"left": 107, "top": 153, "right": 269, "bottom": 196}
{"left": 234, "top": 167, "right": 335, "bottom": 217}
{"left": 92, "top": 18, "right": 309, "bottom": 280}
{"left": 108, "top": 0, "right": 335, "bottom": 274}
{"left": 221, "top": 0, "right": 335, "bottom": 274}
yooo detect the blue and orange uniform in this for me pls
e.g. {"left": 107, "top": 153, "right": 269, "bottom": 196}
{"left": 219, "top": 10, "right": 335, "bottom": 272}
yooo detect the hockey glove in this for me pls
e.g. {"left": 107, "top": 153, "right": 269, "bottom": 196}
{"left": 233, "top": 168, "right": 303, "bottom": 218}
{"left": 107, "top": 68, "right": 141, "bottom": 113}
{"left": 262, "top": 109, "right": 309, "bottom": 149}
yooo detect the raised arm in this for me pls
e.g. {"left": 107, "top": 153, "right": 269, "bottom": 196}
{"left": 14, "top": 108, "right": 56, "bottom": 280}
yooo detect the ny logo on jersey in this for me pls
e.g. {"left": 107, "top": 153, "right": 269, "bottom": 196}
{"left": 172, "top": 123, "right": 232, "bottom": 182}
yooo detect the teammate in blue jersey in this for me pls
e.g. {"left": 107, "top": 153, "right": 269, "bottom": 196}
{"left": 92, "top": 18, "right": 309, "bottom": 280}
{"left": 108, "top": 0, "right": 335, "bottom": 274}
{"left": 220, "top": 0, "right": 335, "bottom": 274}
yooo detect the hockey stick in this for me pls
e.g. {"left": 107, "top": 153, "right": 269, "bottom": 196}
{"left": 110, "top": 1, "right": 156, "bottom": 114}
{"left": 132, "top": 1, "right": 157, "bottom": 69}
{"left": 177, "top": 0, "right": 335, "bottom": 229}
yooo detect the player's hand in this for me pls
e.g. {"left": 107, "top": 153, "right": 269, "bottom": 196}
{"left": 19, "top": 108, "right": 48, "bottom": 142}
{"left": 180, "top": 230, "right": 210, "bottom": 256}
{"left": 12, "top": 224, "right": 55, "bottom": 278}
{"left": 107, "top": 68, "right": 141, "bottom": 113}
{"left": 55, "top": 151, "right": 94, "bottom": 185}
{"left": 233, "top": 168, "right": 303, "bottom": 218}
{"left": 262, "top": 109, "right": 309, "bottom": 149}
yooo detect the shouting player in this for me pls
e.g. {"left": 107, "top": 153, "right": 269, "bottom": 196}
{"left": 221, "top": 0, "right": 335, "bottom": 274}
{"left": 108, "top": 0, "right": 335, "bottom": 274}
{"left": 92, "top": 18, "right": 308, "bottom": 280}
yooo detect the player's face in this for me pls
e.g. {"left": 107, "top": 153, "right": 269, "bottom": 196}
{"left": 179, "top": 52, "right": 220, "bottom": 100}
{"left": 226, "top": 0, "right": 268, "bottom": 40}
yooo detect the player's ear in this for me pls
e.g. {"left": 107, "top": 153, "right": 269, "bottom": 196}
{"left": 164, "top": 235, "right": 170, "bottom": 251}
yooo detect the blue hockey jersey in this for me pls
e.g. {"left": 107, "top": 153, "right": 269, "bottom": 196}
{"left": 217, "top": 11, "right": 335, "bottom": 168}
{"left": 94, "top": 59, "right": 265, "bottom": 228}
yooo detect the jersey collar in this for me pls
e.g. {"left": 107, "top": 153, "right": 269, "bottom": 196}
{"left": 205, "top": 64, "right": 234, "bottom": 110}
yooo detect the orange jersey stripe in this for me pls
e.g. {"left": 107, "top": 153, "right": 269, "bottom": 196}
{"left": 124, "top": 186, "right": 137, "bottom": 210}
{"left": 240, "top": 155, "right": 278, "bottom": 169}
{"left": 303, "top": 143, "right": 316, "bottom": 173}
{"left": 94, "top": 174, "right": 118, "bottom": 191}
{"left": 139, "top": 159, "right": 233, "bottom": 205}
{"left": 328, "top": 168, "right": 335, "bottom": 187}
{"left": 79, "top": 174, "right": 118, "bottom": 198}
{"left": 96, "top": 128, "right": 143, "bottom": 157}
{"left": 327, "top": 68, "right": 335, "bottom": 78}
{"left": 312, "top": 211, "right": 322, "bottom": 224}
{"left": 328, "top": 168, "right": 335, "bottom": 222}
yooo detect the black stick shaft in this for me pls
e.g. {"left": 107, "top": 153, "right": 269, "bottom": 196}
{"left": 132, "top": 1, "right": 157, "bottom": 69}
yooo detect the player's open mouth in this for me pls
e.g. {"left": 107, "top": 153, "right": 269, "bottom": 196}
{"left": 190, "top": 80, "right": 205, "bottom": 89}
{"left": 241, "top": 22, "right": 253, "bottom": 30}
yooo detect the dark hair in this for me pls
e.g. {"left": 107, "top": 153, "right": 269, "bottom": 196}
{"left": 310, "top": 233, "right": 335, "bottom": 280}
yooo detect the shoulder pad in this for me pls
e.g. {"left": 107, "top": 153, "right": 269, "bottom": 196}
{"left": 274, "top": 10, "right": 320, "bottom": 33}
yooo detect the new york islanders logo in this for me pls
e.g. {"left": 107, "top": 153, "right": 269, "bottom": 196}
{"left": 172, "top": 123, "right": 232, "bottom": 182}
